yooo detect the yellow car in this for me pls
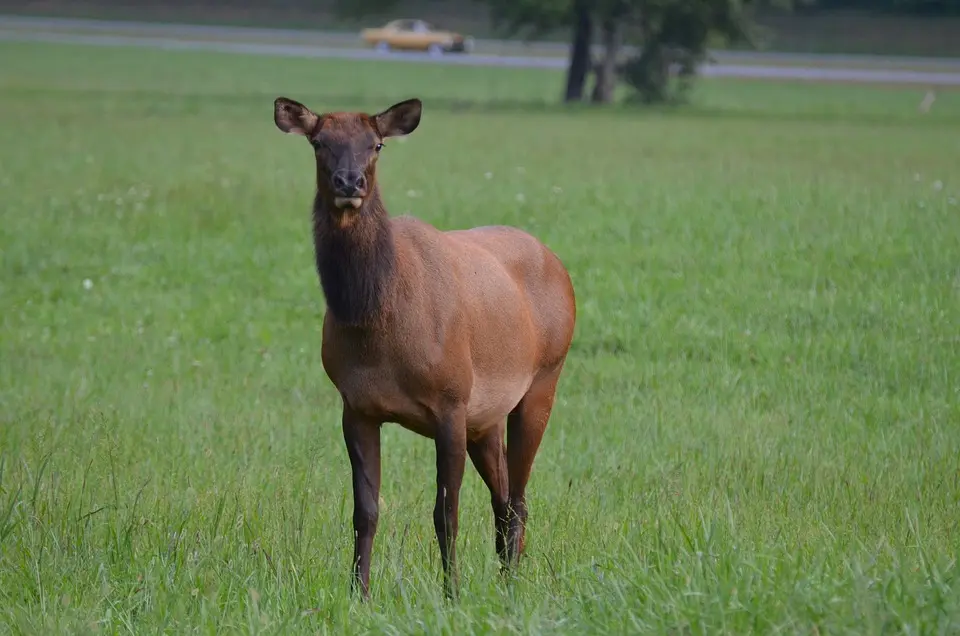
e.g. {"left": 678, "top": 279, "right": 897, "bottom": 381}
{"left": 360, "top": 19, "right": 474, "bottom": 55}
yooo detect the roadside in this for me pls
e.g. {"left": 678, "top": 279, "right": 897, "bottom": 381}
{"left": 3, "top": 15, "right": 960, "bottom": 87}
{"left": 4, "top": 0, "right": 960, "bottom": 59}
{"left": 3, "top": 15, "right": 960, "bottom": 74}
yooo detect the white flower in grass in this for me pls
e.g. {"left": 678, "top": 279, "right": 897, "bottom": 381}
{"left": 82, "top": 279, "right": 93, "bottom": 290}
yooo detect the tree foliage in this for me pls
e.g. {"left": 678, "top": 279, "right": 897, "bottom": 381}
{"left": 330, "top": 0, "right": 403, "bottom": 19}
{"left": 482, "top": 0, "right": 761, "bottom": 104}
{"left": 623, "top": 0, "right": 757, "bottom": 103}
{"left": 809, "top": 0, "right": 960, "bottom": 12}
{"left": 484, "top": 0, "right": 575, "bottom": 37}
{"left": 331, "top": 0, "right": 763, "bottom": 105}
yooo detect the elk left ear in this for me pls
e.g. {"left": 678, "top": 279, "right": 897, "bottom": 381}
{"left": 374, "top": 98, "right": 422, "bottom": 139}
{"left": 274, "top": 97, "right": 320, "bottom": 136}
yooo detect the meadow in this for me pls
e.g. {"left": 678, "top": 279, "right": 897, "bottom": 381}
{"left": 1, "top": 40, "right": 960, "bottom": 634}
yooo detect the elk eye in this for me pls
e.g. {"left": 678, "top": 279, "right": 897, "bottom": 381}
{"left": 375, "top": 143, "right": 384, "bottom": 152}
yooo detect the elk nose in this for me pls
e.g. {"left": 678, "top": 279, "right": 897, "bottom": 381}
{"left": 332, "top": 170, "right": 366, "bottom": 196}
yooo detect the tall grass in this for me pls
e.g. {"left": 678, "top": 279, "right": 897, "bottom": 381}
{"left": 1, "top": 42, "right": 959, "bottom": 634}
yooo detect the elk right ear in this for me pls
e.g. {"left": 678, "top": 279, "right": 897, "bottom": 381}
{"left": 274, "top": 97, "right": 319, "bottom": 136}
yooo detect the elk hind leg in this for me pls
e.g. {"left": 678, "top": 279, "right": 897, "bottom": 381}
{"left": 505, "top": 369, "right": 561, "bottom": 568}
{"left": 467, "top": 424, "right": 509, "bottom": 570}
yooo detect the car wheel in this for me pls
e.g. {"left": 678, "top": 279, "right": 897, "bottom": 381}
{"left": 427, "top": 43, "right": 443, "bottom": 57}
{"left": 375, "top": 41, "right": 390, "bottom": 53}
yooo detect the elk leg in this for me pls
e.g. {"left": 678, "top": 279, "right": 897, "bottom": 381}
{"left": 342, "top": 408, "right": 382, "bottom": 599}
{"left": 434, "top": 407, "right": 467, "bottom": 599}
{"left": 467, "top": 425, "right": 509, "bottom": 570}
{"left": 506, "top": 369, "right": 561, "bottom": 568}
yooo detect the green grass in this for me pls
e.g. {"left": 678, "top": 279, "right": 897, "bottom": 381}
{"left": 2, "top": 41, "right": 960, "bottom": 634}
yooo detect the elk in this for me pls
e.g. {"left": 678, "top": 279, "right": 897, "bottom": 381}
{"left": 272, "top": 95, "right": 576, "bottom": 599}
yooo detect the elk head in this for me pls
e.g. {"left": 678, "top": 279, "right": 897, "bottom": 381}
{"left": 273, "top": 96, "right": 422, "bottom": 210}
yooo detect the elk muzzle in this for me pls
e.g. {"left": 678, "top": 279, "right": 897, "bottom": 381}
{"left": 332, "top": 169, "right": 367, "bottom": 209}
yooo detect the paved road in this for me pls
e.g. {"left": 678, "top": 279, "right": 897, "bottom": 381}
{"left": 3, "top": 14, "right": 960, "bottom": 86}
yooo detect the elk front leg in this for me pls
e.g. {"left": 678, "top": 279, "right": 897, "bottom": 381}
{"left": 434, "top": 406, "right": 467, "bottom": 599}
{"left": 342, "top": 408, "right": 382, "bottom": 599}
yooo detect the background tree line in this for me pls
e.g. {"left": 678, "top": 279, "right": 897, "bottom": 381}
{"left": 340, "top": 0, "right": 776, "bottom": 104}
{"left": 336, "top": 0, "right": 960, "bottom": 105}
{"left": 8, "top": 0, "right": 953, "bottom": 103}
{"left": 791, "top": 0, "right": 960, "bottom": 13}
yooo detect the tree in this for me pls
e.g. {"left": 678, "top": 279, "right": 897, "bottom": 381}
{"left": 621, "top": 0, "right": 758, "bottom": 103}
{"left": 485, "top": 0, "right": 761, "bottom": 105}
{"left": 483, "top": 0, "right": 596, "bottom": 102}
{"left": 590, "top": 0, "right": 629, "bottom": 103}
{"left": 332, "top": 0, "right": 765, "bottom": 106}
{"left": 565, "top": 0, "right": 594, "bottom": 101}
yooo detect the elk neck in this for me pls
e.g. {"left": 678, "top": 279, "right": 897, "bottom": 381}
{"left": 311, "top": 185, "right": 397, "bottom": 327}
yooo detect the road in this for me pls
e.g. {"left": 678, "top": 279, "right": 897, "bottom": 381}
{"left": 3, "top": 14, "right": 960, "bottom": 86}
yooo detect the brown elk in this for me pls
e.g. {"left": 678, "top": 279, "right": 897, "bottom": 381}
{"left": 272, "top": 95, "right": 576, "bottom": 599}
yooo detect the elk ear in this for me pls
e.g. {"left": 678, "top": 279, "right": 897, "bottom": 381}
{"left": 374, "top": 98, "right": 422, "bottom": 139}
{"left": 274, "top": 97, "right": 319, "bottom": 136}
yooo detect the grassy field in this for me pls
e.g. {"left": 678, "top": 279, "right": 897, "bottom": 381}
{"left": 2, "top": 41, "right": 960, "bottom": 634}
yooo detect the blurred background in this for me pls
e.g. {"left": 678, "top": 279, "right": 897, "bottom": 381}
{"left": 2, "top": 0, "right": 960, "bottom": 632}
{"left": 3, "top": 0, "right": 960, "bottom": 107}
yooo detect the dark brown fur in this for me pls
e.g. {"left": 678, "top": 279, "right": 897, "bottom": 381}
{"left": 274, "top": 95, "right": 577, "bottom": 600}
{"left": 312, "top": 191, "right": 396, "bottom": 324}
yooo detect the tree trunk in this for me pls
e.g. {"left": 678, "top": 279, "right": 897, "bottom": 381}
{"left": 563, "top": 0, "right": 593, "bottom": 103}
{"left": 591, "top": 16, "right": 621, "bottom": 104}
